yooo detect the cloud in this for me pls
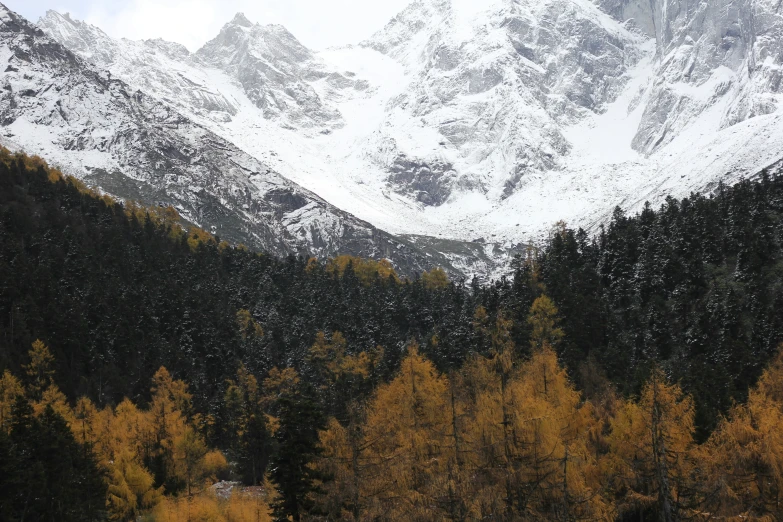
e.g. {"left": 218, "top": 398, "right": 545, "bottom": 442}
{"left": 77, "top": 0, "right": 411, "bottom": 51}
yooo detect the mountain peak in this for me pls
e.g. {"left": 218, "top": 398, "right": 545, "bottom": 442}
{"left": 231, "top": 12, "right": 253, "bottom": 27}
{"left": 41, "top": 10, "right": 76, "bottom": 26}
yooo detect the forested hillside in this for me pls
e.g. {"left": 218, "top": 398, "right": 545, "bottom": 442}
{"left": 0, "top": 150, "right": 496, "bottom": 411}
{"left": 540, "top": 176, "right": 783, "bottom": 436}
{"left": 2, "top": 149, "right": 783, "bottom": 520}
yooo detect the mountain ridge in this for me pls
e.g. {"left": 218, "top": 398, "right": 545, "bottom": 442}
{"left": 0, "top": 3, "right": 497, "bottom": 278}
{"left": 6, "top": 0, "right": 783, "bottom": 276}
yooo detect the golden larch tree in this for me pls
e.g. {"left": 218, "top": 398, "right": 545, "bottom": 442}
{"left": 704, "top": 348, "right": 783, "bottom": 520}
{"left": 0, "top": 370, "right": 23, "bottom": 433}
{"left": 605, "top": 368, "right": 699, "bottom": 521}
{"left": 360, "top": 342, "right": 452, "bottom": 521}
{"left": 24, "top": 339, "right": 55, "bottom": 400}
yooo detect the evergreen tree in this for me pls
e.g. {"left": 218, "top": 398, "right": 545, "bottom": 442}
{"left": 0, "top": 397, "right": 107, "bottom": 521}
{"left": 224, "top": 364, "right": 273, "bottom": 486}
{"left": 270, "top": 381, "right": 327, "bottom": 522}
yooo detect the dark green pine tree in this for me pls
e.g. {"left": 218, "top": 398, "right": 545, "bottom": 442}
{"left": 238, "top": 411, "right": 273, "bottom": 487}
{"left": 0, "top": 397, "right": 106, "bottom": 521}
{"left": 0, "top": 427, "right": 25, "bottom": 520}
{"left": 271, "top": 382, "right": 328, "bottom": 522}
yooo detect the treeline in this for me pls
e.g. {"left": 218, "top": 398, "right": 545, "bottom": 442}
{"left": 0, "top": 149, "right": 478, "bottom": 415}
{"left": 4, "top": 301, "right": 783, "bottom": 520}
{"left": 4, "top": 148, "right": 783, "bottom": 440}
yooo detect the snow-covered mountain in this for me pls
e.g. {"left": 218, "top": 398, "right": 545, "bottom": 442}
{"left": 0, "top": 4, "right": 472, "bottom": 277}
{"left": 11, "top": 0, "right": 783, "bottom": 275}
{"left": 348, "top": 0, "right": 783, "bottom": 241}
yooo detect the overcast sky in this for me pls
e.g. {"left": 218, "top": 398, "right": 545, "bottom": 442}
{"left": 5, "top": 0, "right": 412, "bottom": 51}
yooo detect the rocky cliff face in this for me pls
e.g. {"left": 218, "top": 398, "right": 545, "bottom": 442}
{"left": 194, "top": 13, "right": 351, "bottom": 131}
{"left": 0, "top": 4, "right": 458, "bottom": 277}
{"left": 37, "top": 11, "right": 366, "bottom": 134}
{"left": 594, "top": 0, "right": 783, "bottom": 153}
{"left": 361, "top": 0, "right": 647, "bottom": 204}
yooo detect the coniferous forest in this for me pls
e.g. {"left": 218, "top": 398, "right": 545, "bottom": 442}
{"left": 2, "top": 148, "right": 783, "bottom": 520}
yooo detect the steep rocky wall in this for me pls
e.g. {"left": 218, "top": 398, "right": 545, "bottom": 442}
{"left": 594, "top": 0, "right": 783, "bottom": 155}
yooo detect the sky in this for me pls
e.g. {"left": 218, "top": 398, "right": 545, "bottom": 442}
{"left": 4, "top": 0, "right": 412, "bottom": 51}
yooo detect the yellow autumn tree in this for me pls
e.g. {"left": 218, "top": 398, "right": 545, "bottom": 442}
{"left": 307, "top": 331, "right": 382, "bottom": 417}
{"left": 148, "top": 368, "right": 191, "bottom": 487}
{"left": 24, "top": 339, "right": 55, "bottom": 400}
{"left": 463, "top": 303, "right": 610, "bottom": 520}
{"left": 104, "top": 399, "right": 155, "bottom": 466}
{"left": 514, "top": 347, "right": 611, "bottom": 520}
{"left": 326, "top": 255, "right": 400, "bottom": 285}
{"left": 19, "top": 340, "right": 75, "bottom": 424}
{"left": 305, "top": 332, "right": 385, "bottom": 519}
{"left": 260, "top": 366, "right": 302, "bottom": 441}
{"left": 704, "top": 348, "right": 783, "bottom": 520}
{"left": 528, "top": 295, "right": 565, "bottom": 351}
{"left": 173, "top": 427, "right": 227, "bottom": 495}
{"left": 461, "top": 309, "right": 518, "bottom": 519}
{"left": 421, "top": 268, "right": 450, "bottom": 290}
{"left": 34, "top": 383, "right": 73, "bottom": 424}
{"left": 187, "top": 226, "right": 218, "bottom": 252}
{"left": 605, "top": 368, "right": 699, "bottom": 521}
{"left": 308, "top": 331, "right": 377, "bottom": 382}
{"left": 431, "top": 367, "right": 473, "bottom": 521}
{"left": 236, "top": 309, "right": 264, "bottom": 340}
{"left": 0, "top": 370, "right": 23, "bottom": 432}
{"left": 315, "top": 407, "right": 366, "bottom": 520}
{"left": 262, "top": 367, "right": 300, "bottom": 408}
{"left": 73, "top": 396, "right": 99, "bottom": 446}
{"left": 106, "top": 448, "right": 162, "bottom": 521}
{"left": 314, "top": 336, "right": 460, "bottom": 520}
{"left": 360, "top": 342, "right": 452, "bottom": 520}
{"left": 83, "top": 396, "right": 165, "bottom": 520}
{"left": 146, "top": 367, "right": 226, "bottom": 494}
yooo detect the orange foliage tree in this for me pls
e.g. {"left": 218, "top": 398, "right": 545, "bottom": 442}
{"left": 704, "top": 348, "right": 783, "bottom": 520}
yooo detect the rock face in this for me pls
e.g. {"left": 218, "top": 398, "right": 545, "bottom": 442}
{"left": 20, "top": 0, "right": 783, "bottom": 278}
{"left": 194, "top": 14, "right": 350, "bottom": 130}
{"left": 591, "top": 0, "right": 783, "bottom": 153}
{"left": 629, "top": 0, "right": 783, "bottom": 154}
{"left": 364, "top": 0, "right": 783, "bottom": 200}
{"left": 36, "top": 11, "right": 241, "bottom": 126}
{"left": 361, "top": 0, "right": 647, "bottom": 205}
{"left": 37, "top": 1, "right": 654, "bottom": 215}
{"left": 0, "top": 4, "right": 455, "bottom": 277}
